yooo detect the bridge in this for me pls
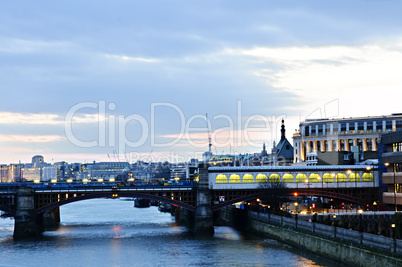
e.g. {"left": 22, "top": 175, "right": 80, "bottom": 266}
{"left": 0, "top": 165, "right": 379, "bottom": 239}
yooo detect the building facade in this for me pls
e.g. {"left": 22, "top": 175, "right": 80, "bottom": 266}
{"left": 380, "top": 130, "right": 402, "bottom": 211}
{"left": 293, "top": 113, "right": 402, "bottom": 164}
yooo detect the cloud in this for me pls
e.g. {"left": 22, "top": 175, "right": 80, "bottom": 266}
{"left": 225, "top": 41, "right": 402, "bottom": 118}
{"left": 104, "top": 54, "right": 160, "bottom": 63}
{"left": 0, "top": 134, "right": 65, "bottom": 143}
{"left": 0, "top": 112, "right": 105, "bottom": 125}
{"left": 0, "top": 37, "right": 74, "bottom": 54}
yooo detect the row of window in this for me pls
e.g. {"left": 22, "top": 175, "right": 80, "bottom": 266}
{"left": 215, "top": 172, "right": 374, "bottom": 184}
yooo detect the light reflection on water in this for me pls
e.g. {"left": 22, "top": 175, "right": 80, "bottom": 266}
{"left": 0, "top": 199, "right": 335, "bottom": 267}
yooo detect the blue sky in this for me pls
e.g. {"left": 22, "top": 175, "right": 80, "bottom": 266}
{"left": 1, "top": 1, "right": 401, "bottom": 163}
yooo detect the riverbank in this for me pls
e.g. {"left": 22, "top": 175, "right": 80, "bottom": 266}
{"left": 217, "top": 207, "right": 402, "bottom": 267}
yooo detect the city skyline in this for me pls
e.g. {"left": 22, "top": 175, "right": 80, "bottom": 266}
{"left": 1, "top": 1, "right": 402, "bottom": 163}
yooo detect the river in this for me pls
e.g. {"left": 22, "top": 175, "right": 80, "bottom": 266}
{"left": 0, "top": 199, "right": 337, "bottom": 267}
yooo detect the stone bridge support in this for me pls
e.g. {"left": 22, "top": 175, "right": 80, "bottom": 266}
{"left": 43, "top": 207, "right": 60, "bottom": 230}
{"left": 14, "top": 187, "right": 44, "bottom": 239}
{"left": 193, "top": 166, "right": 214, "bottom": 235}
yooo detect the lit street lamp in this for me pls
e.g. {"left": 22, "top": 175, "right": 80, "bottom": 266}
{"left": 392, "top": 223, "right": 396, "bottom": 253}
{"left": 358, "top": 209, "right": 363, "bottom": 232}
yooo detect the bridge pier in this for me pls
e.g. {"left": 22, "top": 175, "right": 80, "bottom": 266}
{"left": 193, "top": 166, "right": 214, "bottom": 236}
{"left": 13, "top": 187, "right": 44, "bottom": 239}
{"left": 43, "top": 207, "right": 60, "bottom": 230}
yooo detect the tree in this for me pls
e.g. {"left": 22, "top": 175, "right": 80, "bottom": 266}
{"left": 258, "top": 181, "right": 290, "bottom": 215}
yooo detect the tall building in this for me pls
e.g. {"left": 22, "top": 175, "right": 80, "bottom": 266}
{"left": 293, "top": 113, "right": 402, "bottom": 164}
{"left": 380, "top": 130, "right": 402, "bottom": 211}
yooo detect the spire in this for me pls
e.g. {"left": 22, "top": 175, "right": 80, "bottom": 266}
{"left": 281, "top": 119, "right": 286, "bottom": 141}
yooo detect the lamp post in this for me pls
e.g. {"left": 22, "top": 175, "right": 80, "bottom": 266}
{"left": 305, "top": 179, "right": 310, "bottom": 214}
{"left": 295, "top": 202, "right": 298, "bottom": 229}
{"left": 358, "top": 209, "right": 363, "bottom": 232}
{"left": 392, "top": 223, "right": 396, "bottom": 253}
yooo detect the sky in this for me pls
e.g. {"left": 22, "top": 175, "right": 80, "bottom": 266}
{"left": 1, "top": 0, "right": 402, "bottom": 164}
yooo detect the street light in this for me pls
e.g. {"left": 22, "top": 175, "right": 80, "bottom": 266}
{"left": 358, "top": 209, "right": 363, "bottom": 232}
{"left": 305, "top": 179, "right": 310, "bottom": 213}
{"left": 392, "top": 223, "right": 396, "bottom": 252}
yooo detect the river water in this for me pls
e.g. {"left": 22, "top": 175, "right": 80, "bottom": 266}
{"left": 0, "top": 199, "right": 337, "bottom": 267}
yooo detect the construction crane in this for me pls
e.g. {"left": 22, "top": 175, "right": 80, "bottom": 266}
{"left": 206, "top": 113, "right": 212, "bottom": 154}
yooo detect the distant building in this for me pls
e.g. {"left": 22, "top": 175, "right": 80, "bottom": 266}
{"left": 293, "top": 113, "right": 402, "bottom": 164}
{"left": 0, "top": 164, "right": 22, "bottom": 182}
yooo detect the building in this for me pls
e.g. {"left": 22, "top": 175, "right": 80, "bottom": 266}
{"left": 380, "top": 130, "right": 402, "bottom": 211}
{"left": 270, "top": 120, "right": 294, "bottom": 166}
{"left": 293, "top": 113, "right": 402, "bottom": 164}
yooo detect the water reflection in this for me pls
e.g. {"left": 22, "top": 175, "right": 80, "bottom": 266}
{"left": 0, "top": 199, "right": 336, "bottom": 267}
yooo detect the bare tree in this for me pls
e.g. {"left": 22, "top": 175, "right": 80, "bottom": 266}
{"left": 258, "top": 181, "right": 290, "bottom": 215}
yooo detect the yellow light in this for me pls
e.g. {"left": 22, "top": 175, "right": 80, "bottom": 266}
{"left": 385, "top": 162, "right": 390, "bottom": 167}
{"left": 82, "top": 178, "right": 88, "bottom": 183}
{"left": 174, "top": 177, "right": 180, "bottom": 182}
{"left": 358, "top": 209, "right": 363, "bottom": 214}
{"left": 128, "top": 178, "right": 134, "bottom": 182}
{"left": 347, "top": 170, "right": 352, "bottom": 174}
{"left": 98, "top": 178, "right": 104, "bottom": 182}
{"left": 67, "top": 179, "right": 73, "bottom": 183}
{"left": 392, "top": 224, "right": 396, "bottom": 228}
{"left": 294, "top": 202, "right": 298, "bottom": 206}
{"left": 305, "top": 179, "right": 308, "bottom": 183}
{"left": 109, "top": 178, "right": 115, "bottom": 182}
{"left": 366, "top": 166, "right": 372, "bottom": 171}
{"left": 33, "top": 179, "right": 40, "bottom": 183}
{"left": 51, "top": 179, "right": 57, "bottom": 183}
{"left": 256, "top": 198, "right": 260, "bottom": 202}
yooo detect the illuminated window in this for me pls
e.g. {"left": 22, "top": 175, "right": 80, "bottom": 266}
{"left": 348, "top": 172, "right": 360, "bottom": 182}
{"left": 322, "top": 173, "right": 334, "bottom": 182}
{"left": 309, "top": 173, "right": 320, "bottom": 182}
{"left": 269, "top": 173, "right": 280, "bottom": 183}
{"left": 296, "top": 173, "right": 307, "bottom": 182}
{"left": 242, "top": 173, "right": 255, "bottom": 183}
{"left": 229, "top": 174, "right": 241, "bottom": 183}
{"left": 362, "top": 173, "right": 374, "bottom": 182}
{"left": 282, "top": 173, "right": 294, "bottom": 183}
{"left": 335, "top": 173, "right": 347, "bottom": 182}
{"left": 256, "top": 173, "right": 268, "bottom": 183}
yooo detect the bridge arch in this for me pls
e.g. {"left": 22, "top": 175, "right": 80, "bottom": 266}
{"left": 36, "top": 192, "right": 196, "bottom": 214}
{"left": 0, "top": 205, "right": 15, "bottom": 215}
{"left": 212, "top": 190, "right": 364, "bottom": 212}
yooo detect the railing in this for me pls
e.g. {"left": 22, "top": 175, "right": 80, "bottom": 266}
{"left": 249, "top": 211, "right": 402, "bottom": 254}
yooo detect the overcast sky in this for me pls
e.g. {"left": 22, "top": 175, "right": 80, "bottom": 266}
{"left": 1, "top": 1, "right": 402, "bottom": 164}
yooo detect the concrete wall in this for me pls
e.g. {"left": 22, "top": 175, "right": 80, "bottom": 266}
{"left": 249, "top": 219, "right": 402, "bottom": 267}
{"left": 248, "top": 211, "right": 402, "bottom": 255}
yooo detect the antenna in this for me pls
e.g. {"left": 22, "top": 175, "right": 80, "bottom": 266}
{"left": 206, "top": 113, "right": 212, "bottom": 154}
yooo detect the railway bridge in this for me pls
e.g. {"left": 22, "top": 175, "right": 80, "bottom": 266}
{"left": 0, "top": 165, "right": 379, "bottom": 238}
